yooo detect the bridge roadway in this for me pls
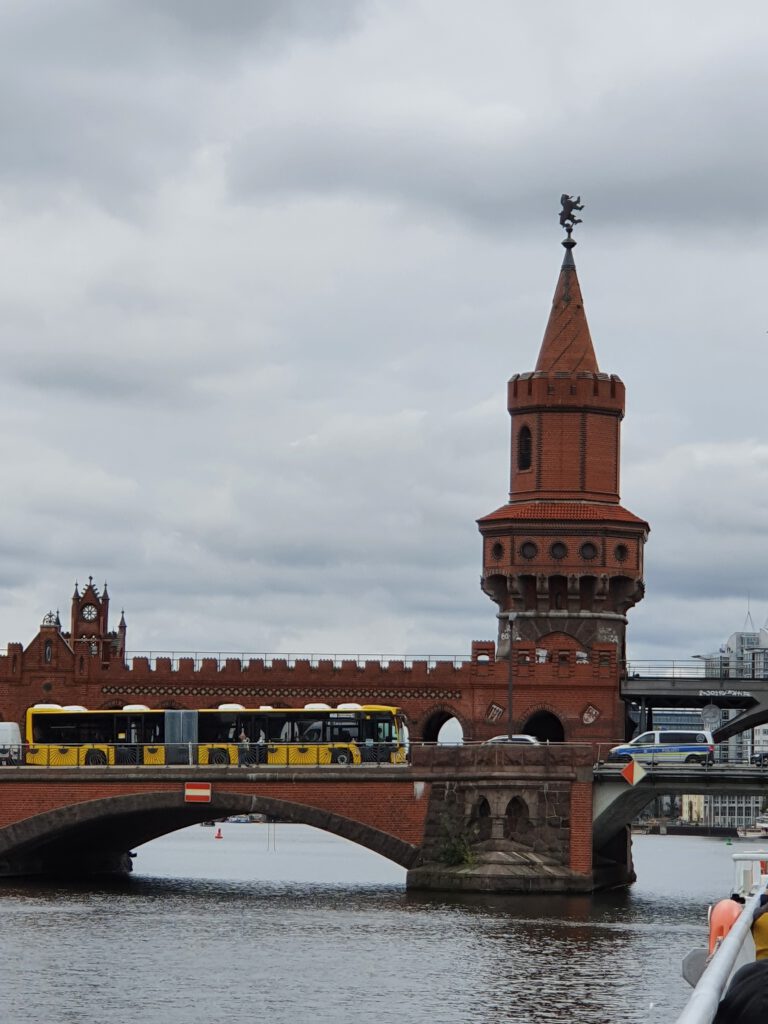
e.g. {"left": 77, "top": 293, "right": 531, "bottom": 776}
{"left": 620, "top": 673, "right": 768, "bottom": 739}
{"left": 593, "top": 762, "right": 768, "bottom": 848}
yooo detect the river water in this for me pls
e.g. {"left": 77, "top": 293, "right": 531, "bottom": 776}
{"left": 0, "top": 827, "right": 758, "bottom": 1024}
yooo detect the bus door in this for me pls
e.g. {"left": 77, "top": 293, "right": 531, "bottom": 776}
{"left": 114, "top": 714, "right": 143, "bottom": 764}
{"left": 164, "top": 710, "right": 198, "bottom": 765}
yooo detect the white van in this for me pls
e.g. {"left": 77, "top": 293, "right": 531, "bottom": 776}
{"left": 608, "top": 729, "right": 715, "bottom": 766}
{"left": 0, "top": 722, "right": 22, "bottom": 765}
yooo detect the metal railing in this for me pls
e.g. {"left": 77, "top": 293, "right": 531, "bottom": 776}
{"left": 593, "top": 745, "right": 768, "bottom": 770}
{"left": 676, "top": 863, "right": 768, "bottom": 1024}
{"left": 120, "top": 651, "right": 473, "bottom": 671}
{"left": 0, "top": 740, "right": 406, "bottom": 769}
{"left": 0, "top": 740, "right": 600, "bottom": 771}
{"left": 4, "top": 739, "right": 768, "bottom": 774}
{"left": 625, "top": 660, "right": 768, "bottom": 680}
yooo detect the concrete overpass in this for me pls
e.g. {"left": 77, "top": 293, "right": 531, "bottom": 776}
{"left": 593, "top": 763, "right": 768, "bottom": 847}
{"left": 620, "top": 667, "right": 768, "bottom": 741}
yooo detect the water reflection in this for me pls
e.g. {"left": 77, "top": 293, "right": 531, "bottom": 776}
{"left": 0, "top": 827, "right": 747, "bottom": 1024}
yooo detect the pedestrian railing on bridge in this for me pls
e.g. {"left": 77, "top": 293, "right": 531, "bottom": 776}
{"left": 4, "top": 739, "right": 768, "bottom": 773}
{"left": 0, "top": 740, "right": 600, "bottom": 770}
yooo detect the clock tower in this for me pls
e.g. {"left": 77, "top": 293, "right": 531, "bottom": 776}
{"left": 70, "top": 577, "right": 126, "bottom": 663}
{"left": 478, "top": 209, "right": 649, "bottom": 742}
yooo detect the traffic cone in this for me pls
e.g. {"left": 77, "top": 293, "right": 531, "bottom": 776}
{"left": 214, "top": 826, "right": 223, "bottom": 839}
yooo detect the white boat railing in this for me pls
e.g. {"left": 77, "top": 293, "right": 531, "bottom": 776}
{"left": 676, "top": 852, "right": 768, "bottom": 1024}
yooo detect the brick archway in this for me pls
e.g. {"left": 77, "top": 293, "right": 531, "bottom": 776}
{"left": 0, "top": 789, "right": 421, "bottom": 876}
{"left": 418, "top": 704, "right": 468, "bottom": 744}
{"left": 520, "top": 705, "right": 565, "bottom": 742}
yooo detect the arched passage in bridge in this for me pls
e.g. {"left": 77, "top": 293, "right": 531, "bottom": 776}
{"left": 0, "top": 790, "right": 420, "bottom": 878}
{"left": 522, "top": 709, "right": 565, "bottom": 742}
{"left": 419, "top": 705, "right": 467, "bottom": 744}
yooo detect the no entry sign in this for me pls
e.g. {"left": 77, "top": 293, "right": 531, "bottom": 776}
{"left": 184, "top": 782, "right": 212, "bottom": 803}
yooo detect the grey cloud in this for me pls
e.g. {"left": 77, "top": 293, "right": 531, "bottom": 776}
{"left": 0, "top": 1, "right": 767, "bottom": 665}
{"left": 0, "top": 0, "right": 364, "bottom": 210}
{"left": 124, "top": 0, "right": 365, "bottom": 48}
{"left": 227, "top": 54, "right": 768, "bottom": 234}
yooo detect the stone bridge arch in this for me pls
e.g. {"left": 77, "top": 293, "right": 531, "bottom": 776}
{"left": 0, "top": 790, "right": 420, "bottom": 878}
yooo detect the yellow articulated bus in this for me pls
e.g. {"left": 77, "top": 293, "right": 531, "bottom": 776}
{"left": 24, "top": 702, "right": 409, "bottom": 767}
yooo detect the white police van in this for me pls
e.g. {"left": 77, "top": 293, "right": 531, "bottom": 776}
{"left": 608, "top": 729, "right": 715, "bottom": 766}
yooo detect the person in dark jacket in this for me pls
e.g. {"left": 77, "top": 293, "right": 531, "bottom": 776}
{"left": 713, "top": 961, "right": 768, "bottom": 1023}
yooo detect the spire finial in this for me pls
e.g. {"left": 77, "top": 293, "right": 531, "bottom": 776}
{"left": 534, "top": 198, "right": 598, "bottom": 374}
{"left": 559, "top": 193, "right": 584, "bottom": 258}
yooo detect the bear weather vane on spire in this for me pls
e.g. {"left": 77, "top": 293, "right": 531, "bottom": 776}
{"left": 559, "top": 194, "right": 584, "bottom": 237}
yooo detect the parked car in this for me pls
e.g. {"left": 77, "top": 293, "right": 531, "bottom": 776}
{"left": 751, "top": 752, "right": 768, "bottom": 767}
{"left": 483, "top": 734, "right": 540, "bottom": 745}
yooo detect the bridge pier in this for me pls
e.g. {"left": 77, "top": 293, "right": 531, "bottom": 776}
{"left": 406, "top": 745, "right": 633, "bottom": 893}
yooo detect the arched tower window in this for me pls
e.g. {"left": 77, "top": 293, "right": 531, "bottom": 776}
{"left": 518, "top": 426, "right": 532, "bottom": 471}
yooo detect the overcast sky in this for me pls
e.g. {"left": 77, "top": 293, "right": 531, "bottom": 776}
{"left": 0, "top": 0, "right": 766, "bottom": 664}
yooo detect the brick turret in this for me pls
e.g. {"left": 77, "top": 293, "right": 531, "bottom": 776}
{"left": 477, "top": 229, "right": 649, "bottom": 742}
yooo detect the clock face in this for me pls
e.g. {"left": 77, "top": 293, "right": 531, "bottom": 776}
{"left": 81, "top": 604, "right": 98, "bottom": 622}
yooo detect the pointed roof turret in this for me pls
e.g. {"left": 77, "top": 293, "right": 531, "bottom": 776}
{"left": 535, "top": 233, "right": 599, "bottom": 374}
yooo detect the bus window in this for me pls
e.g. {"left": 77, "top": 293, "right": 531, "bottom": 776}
{"left": 280, "top": 720, "right": 298, "bottom": 742}
{"left": 329, "top": 716, "right": 359, "bottom": 742}
{"left": 301, "top": 720, "right": 324, "bottom": 742}
{"left": 373, "top": 718, "right": 394, "bottom": 742}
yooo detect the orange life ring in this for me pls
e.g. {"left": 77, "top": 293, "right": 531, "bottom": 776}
{"left": 708, "top": 899, "right": 742, "bottom": 954}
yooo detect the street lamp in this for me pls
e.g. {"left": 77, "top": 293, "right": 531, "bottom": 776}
{"left": 507, "top": 619, "right": 514, "bottom": 738}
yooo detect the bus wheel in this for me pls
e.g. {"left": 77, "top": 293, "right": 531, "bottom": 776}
{"left": 333, "top": 749, "right": 352, "bottom": 766}
{"left": 210, "top": 749, "right": 229, "bottom": 765}
{"left": 85, "top": 750, "right": 107, "bottom": 766}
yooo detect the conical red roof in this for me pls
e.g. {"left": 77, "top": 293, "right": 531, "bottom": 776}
{"left": 535, "top": 243, "right": 599, "bottom": 373}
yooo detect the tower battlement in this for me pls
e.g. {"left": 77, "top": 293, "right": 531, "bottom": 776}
{"left": 508, "top": 371, "right": 625, "bottom": 415}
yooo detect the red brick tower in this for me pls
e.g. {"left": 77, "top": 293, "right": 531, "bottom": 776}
{"left": 478, "top": 215, "right": 649, "bottom": 743}
{"left": 70, "top": 577, "right": 125, "bottom": 665}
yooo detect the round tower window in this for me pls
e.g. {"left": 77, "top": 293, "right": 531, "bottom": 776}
{"left": 615, "top": 544, "right": 629, "bottom": 563}
{"left": 520, "top": 541, "right": 538, "bottom": 559}
{"left": 491, "top": 542, "right": 504, "bottom": 561}
{"left": 580, "top": 542, "right": 598, "bottom": 561}
{"left": 550, "top": 542, "right": 568, "bottom": 560}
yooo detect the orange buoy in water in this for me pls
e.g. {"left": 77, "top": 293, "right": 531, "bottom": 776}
{"left": 708, "top": 899, "right": 742, "bottom": 954}
{"left": 214, "top": 827, "right": 223, "bottom": 840}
